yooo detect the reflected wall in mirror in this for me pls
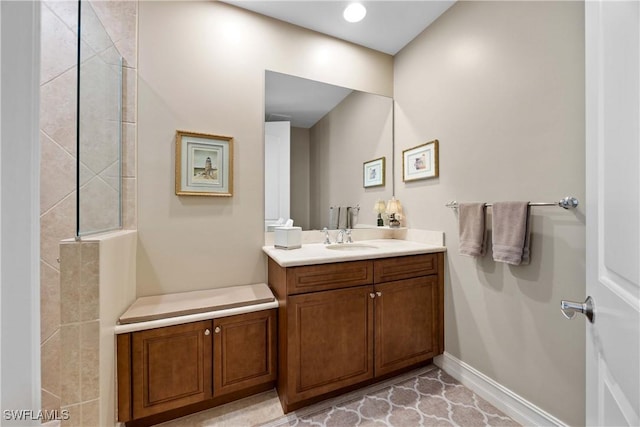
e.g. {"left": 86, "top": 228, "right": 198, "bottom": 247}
{"left": 264, "top": 71, "right": 393, "bottom": 231}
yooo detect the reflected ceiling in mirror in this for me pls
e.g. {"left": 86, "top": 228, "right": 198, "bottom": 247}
{"left": 264, "top": 71, "right": 393, "bottom": 231}
{"left": 265, "top": 72, "right": 352, "bottom": 128}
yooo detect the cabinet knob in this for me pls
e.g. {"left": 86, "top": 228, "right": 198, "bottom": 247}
{"left": 204, "top": 329, "right": 210, "bottom": 336}
{"left": 369, "top": 292, "right": 376, "bottom": 299}
{"left": 376, "top": 291, "right": 382, "bottom": 297}
{"left": 214, "top": 326, "right": 221, "bottom": 334}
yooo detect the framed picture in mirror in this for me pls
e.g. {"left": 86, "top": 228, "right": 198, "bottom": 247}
{"left": 175, "top": 130, "right": 233, "bottom": 196}
{"left": 363, "top": 157, "right": 385, "bottom": 188}
{"left": 402, "top": 139, "right": 439, "bottom": 182}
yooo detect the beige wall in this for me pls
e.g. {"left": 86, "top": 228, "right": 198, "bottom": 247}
{"left": 309, "top": 90, "right": 393, "bottom": 229}
{"left": 394, "top": 2, "right": 585, "bottom": 425}
{"left": 136, "top": 1, "right": 393, "bottom": 296}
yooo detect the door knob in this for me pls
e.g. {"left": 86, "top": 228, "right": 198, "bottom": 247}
{"left": 560, "top": 296, "right": 595, "bottom": 323}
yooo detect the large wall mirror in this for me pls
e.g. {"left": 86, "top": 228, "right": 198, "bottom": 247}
{"left": 264, "top": 71, "right": 393, "bottom": 231}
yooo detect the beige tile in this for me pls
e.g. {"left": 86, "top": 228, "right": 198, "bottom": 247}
{"left": 90, "top": 0, "right": 137, "bottom": 45}
{"left": 80, "top": 321, "right": 100, "bottom": 401}
{"left": 41, "top": 194, "right": 77, "bottom": 268}
{"left": 41, "top": 3, "right": 78, "bottom": 85}
{"left": 122, "top": 122, "right": 136, "bottom": 178}
{"left": 78, "top": 162, "right": 93, "bottom": 188}
{"left": 60, "top": 324, "right": 80, "bottom": 406}
{"left": 44, "top": 0, "right": 78, "bottom": 31}
{"left": 39, "top": 68, "right": 77, "bottom": 157}
{"left": 80, "top": 399, "right": 99, "bottom": 427}
{"left": 60, "top": 242, "right": 81, "bottom": 325}
{"left": 40, "top": 132, "right": 76, "bottom": 215}
{"left": 41, "top": 261, "right": 61, "bottom": 343}
{"left": 122, "top": 67, "right": 137, "bottom": 124}
{"left": 78, "top": 177, "right": 120, "bottom": 234}
{"left": 41, "top": 388, "right": 61, "bottom": 416}
{"left": 122, "top": 177, "right": 137, "bottom": 230}
{"left": 116, "top": 36, "right": 138, "bottom": 71}
{"left": 60, "top": 404, "right": 81, "bottom": 427}
{"left": 42, "top": 331, "right": 61, "bottom": 397}
{"left": 80, "top": 243, "right": 100, "bottom": 322}
{"left": 99, "top": 161, "right": 121, "bottom": 192}
{"left": 79, "top": 1, "right": 113, "bottom": 56}
{"left": 156, "top": 390, "right": 283, "bottom": 427}
{"left": 95, "top": 0, "right": 139, "bottom": 69}
{"left": 77, "top": 55, "right": 121, "bottom": 175}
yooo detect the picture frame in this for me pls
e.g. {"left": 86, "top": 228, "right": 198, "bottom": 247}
{"left": 175, "top": 130, "right": 233, "bottom": 197}
{"left": 363, "top": 157, "right": 385, "bottom": 188}
{"left": 402, "top": 139, "right": 439, "bottom": 182}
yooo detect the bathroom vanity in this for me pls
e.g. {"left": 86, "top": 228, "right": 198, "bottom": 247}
{"left": 114, "top": 284, "right": 278, "bottom": 426}
{"left": 263, "top": 238, "right": 446, "bottom": 413}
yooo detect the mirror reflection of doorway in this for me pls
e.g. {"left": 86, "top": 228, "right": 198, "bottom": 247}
{"left": 264, "top": 121, "right": 290, "bottom": 231}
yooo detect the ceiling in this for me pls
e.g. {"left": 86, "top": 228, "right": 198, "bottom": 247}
{"left": 221, "top": 1, "right": 456, "bottom": 55}
{"left": 231, "top": 1, "right": 456, "bottom": 127}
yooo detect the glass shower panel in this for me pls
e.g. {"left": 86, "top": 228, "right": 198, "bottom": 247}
{"left": 76, "top": 0, "right": 123, "bottom": 236}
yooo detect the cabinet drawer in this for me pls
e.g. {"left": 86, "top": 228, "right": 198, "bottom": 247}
{"left": 287, "top": 260, "right": 373, "bottom": 294}
{"left": 374, "top": 254, "right": 437, "bottom": 283}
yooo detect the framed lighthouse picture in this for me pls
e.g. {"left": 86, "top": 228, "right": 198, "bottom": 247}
{"left": 175, "top": 130, "right": 234, "bottom": 197}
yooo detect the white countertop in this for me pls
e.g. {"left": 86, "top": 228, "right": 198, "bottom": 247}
{"left": 115, "top": 283, "right": 278, "bottom": 334}
{"left": 263, "top": 238, "right": 446, "bottom": 267}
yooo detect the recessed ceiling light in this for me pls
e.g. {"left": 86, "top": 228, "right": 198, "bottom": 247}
{"left": 343, "top": 3, "right": 367, "bottom": 23}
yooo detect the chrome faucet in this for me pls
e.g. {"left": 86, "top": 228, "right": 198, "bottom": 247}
{"left": 322, "top": 227, "right": 331, "bottom": 244}
{"left": 345, "top": 229, "right": 353, "bottom": 243}
{"left": 336, "top": 229, "right": 346, "bottom": 244}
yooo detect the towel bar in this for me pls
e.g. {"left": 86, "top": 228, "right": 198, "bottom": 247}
{"left": 445, "top": 196, "right": 579, "bottom": 210}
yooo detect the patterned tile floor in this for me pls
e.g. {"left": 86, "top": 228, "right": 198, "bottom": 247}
{"left": 158, "top": 366, "right": 520, "bottom": 427}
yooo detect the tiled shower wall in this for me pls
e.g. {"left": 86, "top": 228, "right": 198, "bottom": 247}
{"left": 39, "top": 0, "right": 137, "bottom": 423}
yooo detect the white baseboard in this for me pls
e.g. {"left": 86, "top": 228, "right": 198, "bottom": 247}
{"left": 434, "top": 352, "right": 568, "bottom": 427}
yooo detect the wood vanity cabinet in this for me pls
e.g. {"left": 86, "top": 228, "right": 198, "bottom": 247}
{"left": 129, "top": 320, "right": 213, "bottom": 419}
{"left": 287, "top": 285, "right": 374, "bottom": 402}
{"left": 268, "top": 252, "right": 444, "bottom": 413}
{"left": 117, "top": 309, "right": 277, "bottom": 425}
{"left": 213, "top": 309, "right": 277, "bottom": 397}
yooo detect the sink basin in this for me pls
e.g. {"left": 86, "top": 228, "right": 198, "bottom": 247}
{"left": 325, "top": 243, "right": 378, "bottom": 251}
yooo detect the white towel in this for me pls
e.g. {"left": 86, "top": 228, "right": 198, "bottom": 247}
{"left": 458, "top": 203, "right": 487, "bottom": 257}
{"left": 491, "top": 201, "right": 531, "bottom": 265}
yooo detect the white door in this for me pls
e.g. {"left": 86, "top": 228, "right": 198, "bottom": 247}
{"left": 264, "top": 121, "right": 290, "bottom": 231}
{"left": 583, "top": 1, "right": 640, "bottom": 425}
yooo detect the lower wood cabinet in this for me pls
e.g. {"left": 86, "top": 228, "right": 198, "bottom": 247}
{"left": 268, "top": 252, "right": 444, "bottom": 413}
{"left": 374, "top": 276, "right": 437, "bottom": 377}
{"left": 131, "top": 320, "right": 213, "bottom": 419}
{"left": 213, "top": 309, "right": 277, "bottom": 397}
{"left": 287, "top": 286, "right": 374, "bottom": 401}
{"left": 117, "top": 309, "right": 276, "bottom": 424}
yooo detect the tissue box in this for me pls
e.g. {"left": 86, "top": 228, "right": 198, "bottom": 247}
{"left": 274, "top": 226, "right": 302, "bottom": 249}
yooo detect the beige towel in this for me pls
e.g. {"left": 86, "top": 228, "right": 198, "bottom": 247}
{"left": 491, "top": 201, "right": 531, "bottom": 265}
{"left": 458, "top": 203, "right": 487, "bottom": 257}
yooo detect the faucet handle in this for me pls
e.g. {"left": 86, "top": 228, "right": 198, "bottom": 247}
{"left": 322, "top": 227, "right": 331, "bottom": 244}
{"left": 346, "top": 229, "right": 353, "bottom": 243}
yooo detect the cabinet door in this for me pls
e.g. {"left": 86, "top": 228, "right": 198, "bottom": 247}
{"left": 213, "top": 309, "right": 277, "bottom": 397}
{"left": 374, "top": 276, "right": 436, "bottom": 377}
{"left": 131, "top": 320, "right": 212, "bottom": 419}
{"left": 288, "top": 286, "right": 374, "bottom": 403}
